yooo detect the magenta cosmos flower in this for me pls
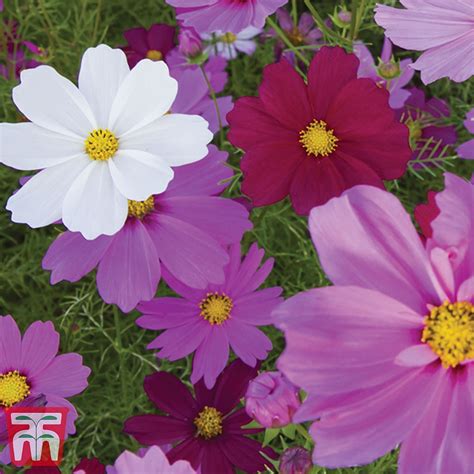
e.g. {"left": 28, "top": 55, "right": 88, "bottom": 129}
{"left": 457, "top": 108, "right": 474, "bottom": 160}
{"left": 137, "top": 243, "right": 282, "bottom": 387}
{"left": 354, "top": 37, "right": 414, "bottom": 109}
{"left": 166, "top": 0, "right": 288, "bottom": 34}
{"left": 375, "top": 0, "right": 474, "bottom": 85}
{"left": 124, "top": 360, "right": 276, "bottom": 473}
{"left": 0, "top": 315, "right": 90, "bottom": 464}
{"left": 227, "top": 46, "right": 411, "bottom": 214}
{"left": 276, "top": 173, "right": 474, "bottom": 473}
{"left": 106, "top": 446, "right": 195, "bottom": 474}
{"left": 42, "top": 147, "right": 252, "bottom": 313}
{"left": 123, "top": 24, "right": 176, "bottom": 68}
{"left": 245, "top": 371, "right": 300, "bottom": 428}
{"left": 397, "top": 87, "right": 457, "bottom": 164}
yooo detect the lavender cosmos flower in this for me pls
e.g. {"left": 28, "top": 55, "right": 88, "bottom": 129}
{"left": 271, "top": 8, "right": 322, "bottom": 63}
{"left": 280, "top": 447, "right": 312, "bottom": 474}
{"left": 354, "top": 37, "right": 414, "bottom": 109}
{"left": 457, "top": 108, "right": 474, "bottom": 159}
{"left": 397, "top": 87, "right": 457, "bottom": 164}
{"left": 137, "top": 243, "right": 282, "bottom": 388}
{"left": 0, "top": 315, "right": 90, "bottom": 464}
{"left": 42, "top": 147, "right": 252, "bottom": 313}
{"left": 122, "top": 24, "right": 176, "bottom": 68}
{"left": 106, "top": 446, "right": 195, "bottom": 474}
{"left": 276, "top": 173, "right": 474, "bottom": 472}
{"left": 245, "top": 371, "right": 300, "bottom": 428}
{"left": 203, "top": 27, "right": 262, "bottom": 60}
{"left": 375, "top": 1, "right": 474, "bottom": 84}
{"left": 124, "top": 360, "right": 276, "bottom": 473}
{"left": 166, "top": 0, "right": 288, "bottom": 34}
{"left": 178, "top": 24, "right": 203, "bottom": 57}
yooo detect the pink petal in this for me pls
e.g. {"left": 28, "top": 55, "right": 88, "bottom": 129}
{"left": 0, "top": 315, "right": 21, "bottom": 373}
{"left": 395, "top": 344, "right": 439, "bottom": 367}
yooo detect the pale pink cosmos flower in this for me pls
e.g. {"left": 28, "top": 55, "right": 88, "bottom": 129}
{"left": 375, "top": 0, "right": 474, "bottom": 84}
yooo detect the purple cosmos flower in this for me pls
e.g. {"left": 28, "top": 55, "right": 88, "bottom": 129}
{"left": 280, "top": 447, "right": 312, "bottom": 474}
{"left": 122, "top": 24, "right": 176, "bottom": 68}
{"left": 0, "top": 315, "right": 90, "bottom": 464}
{"left": 397, "top": 87, "right": 457, "bottom": 164}
{"left": 271, "top": 8, "right": 322, "bottom": 63}
{"left": 457, "top": 108, "right": 474, "bottom": 159}
{"left": 203, "top": 27, "right": 262, "bottom": 60}
{"left": 124, "top": 360, "right": 276, "bottom": 473}
{"left": 166, "top": 0, "right": 288, "bottom": 34}
{"left": 375, "top": 1, "right": 474, "bottom": 84}
{"left": 354, "top": 37, "right": 414, "bottom": 109}
{"left": 137, "top": 243, "right": 282, "bottom": 388}
{"left": 276, "top": 173, "right": 474, "bottom": 472}
{"left": 42, "top": 147, "right": 252, "bottom": 313}
{"left": 245, "top": 371, "right": 300, "bottom": 428}
{"left": 178, "top": 24, "right": 203, "bottom": 57}
{"left": 106, "top": 446, "right": 195, "bottom": 474}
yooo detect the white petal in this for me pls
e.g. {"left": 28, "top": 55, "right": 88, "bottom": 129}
{"left": 78, "top": 45, "right": 130, "bottom": 128}
{"left": 62, "top": 160, "right": 128, "bottom": 240}
{"left": 12, "top": 66, "right": 96, "bottom": 138}
{"left": 108, "top": 150, "right": 174, "bottom": 201}
{"left": 6, "top": 154, "right": 90, "bottom": 228}
{"left": 0, "top": 122, "right": 83, "bottom": 170}
{"left": 119, "top": 114, "right": 212, "bottom": 166}
{"left": 108, "top": 60, "right": 178, "bottom": 136}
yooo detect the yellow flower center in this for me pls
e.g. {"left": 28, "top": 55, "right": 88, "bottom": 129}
{"left": 0, "top": 370, "right": 31, "bottom": 408}
{"left": 199, "top": 292, "right": 233, "bottom": 325}
{"left": 422, "top": 301, "right": 474, "bottom": 368}
{"left": 146, "top": 49, "right": 163, "bottom": 61}
{"left": 194, "top": 406, "right": 223, "bottom": 439}
{"left": 221, "top": 32, "right": 237, "bottom": 44}
{"left": 127, "top": 196, "right": 155, "bottom": 219}
{"left": 287, "top": 27, "right": 304, "bottom": 46}
{"left": 405, "top": 118, "right": 423, "bottom": 150}
{"left": 85, "top": 129, "right": 119, "bottom": 161}
{"left": 299, "top": 120, "right": 338, "bottom": 158}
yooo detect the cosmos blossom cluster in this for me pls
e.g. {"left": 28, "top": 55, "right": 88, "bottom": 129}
{"left": 0, "top": 1, "right": 473, "bottom": 473}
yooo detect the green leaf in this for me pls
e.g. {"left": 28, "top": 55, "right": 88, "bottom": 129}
{"left": 263, "top": 428, "right": 280, "bottom": 447}
{"left": 14, "top": 416, "right": 34, "bottom": 422}
{"left": 39, "top": 415, "right": 58, "bottom": 421}
{"left": 18, "top": 434, "right": 35, "bottom": 439}
{"left": 38, "top": 434, "right": 55, "bottom": 439}
{"left": 282, "top": 423, "right": 296, "bottom": 440}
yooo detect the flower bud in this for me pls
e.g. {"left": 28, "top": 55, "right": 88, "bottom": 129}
{"left": 178, "top": 25, "right": 202, "bottom": 57}
{"left": 280, "top": 447, "right": 312, "bottom": 474}
{"left": 245, "top": 371, "right": 300, "bottom": 428}
{"left": 377, "top": 59, "right": 401, "bottom": 80}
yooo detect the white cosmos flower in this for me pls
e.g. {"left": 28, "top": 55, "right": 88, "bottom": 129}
{"left": 0, "top": 44, "right": 213, "bottom": 240}
{"left": 203, "top": 27, "right": 262, "bottom": 60}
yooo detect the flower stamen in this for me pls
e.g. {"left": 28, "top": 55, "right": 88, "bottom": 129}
{"left": 299, "top": 120, "right": 338, "bottom": 158}
{"left": 422, "top": 301, "right": 474, "bottom": 368}
{"left": 85, "top": 129, "right": 118, "bottom": 161}
{"left": 221, "top": 32, "right": 237, "bottom": 44}
{"left": 199, "top": 292, "right": 233, "bottom": 325}
{"left": 194, "top": 406, "right": 223, "bottom": 439}
{"left": 127, "top": 196, "right": 155, "bottom": 219}
{"left": 0, "top": 370, "right": 30, "bottom": 408}
{"left": 146, "top": 50, "right": 163, "bottom": 61}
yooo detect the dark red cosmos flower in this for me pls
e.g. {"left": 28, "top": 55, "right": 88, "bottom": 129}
{"left": 414, "top": 190, "right": 439, "bottom": 239}
{"left": 124, "top": 360, "right": 276, "bottom": 473}
{"left": 123, "top": 24, "right": 176, "bottom": 68}
{"left": 227, "top": 46, "right": 411, "bottom": 215}
{"left": 25, "top": 457, "right": 105, "bottom": 473}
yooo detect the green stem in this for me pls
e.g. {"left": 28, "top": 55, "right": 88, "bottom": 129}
{"left": 199, "top": 64, "right": 224, "bottom": 145}
{"left": 266, "top": 17, "right": 309, "bottom": 67}
{"left": 349, "top": 0, "right": 359, "bottom": 40}
{"left": 291, "top": 0, "right": 298, "bottom": 23}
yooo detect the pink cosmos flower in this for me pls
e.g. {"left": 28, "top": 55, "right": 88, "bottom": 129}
{"left": 137, "top": 243, "right": 282, "bottom": 388}
{"left": 42, "top": 147, "right": 252, "bottom": 313}
{"left": 166, "top": 0, "right": 288, "bottom": 34}
{"left": 245, "top": 371, "right": 300, "bottom": 428}
{"left": 0, "top": 315, "right": 90, "bottom": 464}
{"left": 106, "top": 446, "right": 195, "bottom": 474}
{"left": 178, "top": 24, "right": 203, "bottom": 57}
{"left": 397, "top": 87, "right": 457, "bottom": 165}
{"left": 354, "top": 37, "right": 414, "bottom": 109}
{"left": 457, "top": 108, "right": 474, "bottom": 160}
{"left": 276, "top": 173, "right": 474, "bottom": 473}
{"left": 375, "top": 1, "right": 474, "bottom": 84}
{"left": 122, "top": 24, "right": 176, "bottom": 68}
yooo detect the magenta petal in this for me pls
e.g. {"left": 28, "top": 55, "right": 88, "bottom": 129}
{"left": 201, "top": 441, "right": 234, "bottom": 474}
{"left": 42, "top": 231, "right": 112, "bottom": 284}
{"left": 309, "top": 185, "right": 444, "bottom": 313}
{"left": 143, "top": 372, "right": 199, "bottom": 419}
{"left": 232, "top": 288, "right": 283, "bottom": 325}
{"left": 20, "top": 320, "right": 59, "bottom": 376}
{"left": 137, "top": 298, "right": 197, "bottom": 330}
{"left": 0, "top": 315, "right": 22, "bottom": 372}
{"left": 96, "top": 219, "right": 161, "bottom": 313}
{"left": 167, "top": 437, "right": 204, "bottom": 471}
{"left": 147, "top": 213, "right": 228, "bottom": 289}
{"left": 124, "top": 415, "right": 193, "bottom": 445}
{"left": 395, "top": 344, "right": 439, "bottom": 367}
